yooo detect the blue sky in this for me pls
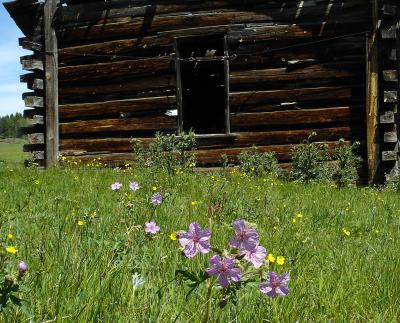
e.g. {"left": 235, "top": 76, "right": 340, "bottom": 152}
{"left": 0, "top": 3, "right": 30, "bottom": 117}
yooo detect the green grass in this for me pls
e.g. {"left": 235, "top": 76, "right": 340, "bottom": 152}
{"left": 0, "top": 165, "right": 399, "bottom": 322}
{"left": 0, "top": 139, "right": 28, "bottom": 164}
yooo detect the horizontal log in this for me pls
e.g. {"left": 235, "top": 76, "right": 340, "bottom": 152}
{"left": 382, "top": 151, "right": 398, "bottom": 161}
{"left": 60, "top": 141, "right": 350, "bottom": 165}
{"left": 230, "top": 86, "right": 354, "bottom": 107}
{"left": 19, "top": 36, "right": 42, "bottom": 51}
{"left": 21, "top": 58, "right": 43, "bottom": 71}
{"left": 59, "top": 74, "right": 176, "bottom": 97}
{"left": 59, "top": 96, "right": 176, "bottom": 119}
{"left": 60, "top": 115, "right": 177, "bottom": 134}
{"left": 59, "top": 57, "right": 173, "bottom": 83}
{"left": 58, "top": 0, "right": 280, "bottom": 24}
{"left": 380, "top": 111, "right": 395, "bottom": 124}
{"left": 24, "top": 96, "right": 44, "bottom": 108}
{"left": 27, "top": 132, "right": 44, "bottom": 144}
{"left": 227, "top": 19, "right": 366, "bottom": 43}
{"left": 230, "top": 63, "right": 359, "bottom": 85}
{"left": 59, "top": 126, "right": 352, "bottom": 153}
{"left": 59, "top": 35, "right": 173, "bottom": 64}
{"left": 26, "top": 115, "right": 44, "bottom": 126}
{"left": 195, "top": 141, "right": 350, "bottom": 165}
{"left": 383, "top": 70, "right": 397, "bottom": 82}
{"left": 230, "top": 107, "right": 357, "bottom": 128}
{"left": 58, "top": 6, "right": 366, "bottom": 44}
{"left": 384, "top": 132, "right": 398, "bottom": 143}
{"left": 384, "top": 91, "right": 397, "bottom": 103}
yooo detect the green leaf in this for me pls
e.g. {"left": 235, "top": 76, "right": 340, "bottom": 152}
{"left": 175, "top": 269, "right": 198, "bottom": 283}
{"left": 9, "top": 295, "right": 22, "bottom": 307}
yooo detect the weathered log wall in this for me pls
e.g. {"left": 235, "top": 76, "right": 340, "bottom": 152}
{"left": 4, "top": 0, "right": 46, "bottom": 166}
{"left": 48, "top": 0, "right": 368, "bottom": 169}
{"left": 380, "top": 0, "right": 400, "bottom": 180}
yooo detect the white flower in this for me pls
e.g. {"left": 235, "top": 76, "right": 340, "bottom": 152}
{"left": 132, "top": 273, "right": 145, "bottom": 291}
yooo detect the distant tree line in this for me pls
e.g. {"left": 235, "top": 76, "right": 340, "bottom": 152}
{"left": 0, "top": 113, "right": 27, "bottom": 138}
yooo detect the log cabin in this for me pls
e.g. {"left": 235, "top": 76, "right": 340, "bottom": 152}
{"left": 3, "top": 0, "right": 399, "bottom": 183}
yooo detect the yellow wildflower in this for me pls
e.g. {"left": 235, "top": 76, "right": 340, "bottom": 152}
{"left": 7, "top": 233, "right": 13, "bottom": 240}
{"left": 268, "top": 253, "right": 276, "bottom": 263}
{"left": 5, "top": 246, "right": 17, "bottom": 254}
{"left": 342, "top": 228, "right": 351, "bottom": 237}
{"left": 78, "top": 220, "right": 86, "bottom": 226}
{"left": 152, "top": 186, "right": 157, "bottom": 191}
{"left": 191, "top": 201, "right": 198, "bottom": 206}
{"left": 170, "top": 232, "right": 177, "bottom": 241}
{"left": 276, "top": 256, "right": 285, "bottom": 265}
{"left": 291, "top": 218, "right": 297, "bottom": 224}
{"left": 296, "top": 213, "right": 303, "bottom": 218}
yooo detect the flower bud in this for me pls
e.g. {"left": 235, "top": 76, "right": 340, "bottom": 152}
{"left": 18, "top": 261, "right": 27, "bottom": 276}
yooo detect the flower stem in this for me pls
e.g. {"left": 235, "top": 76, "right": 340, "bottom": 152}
{"left": 202, "top": 282, "right": 213, "bottom": 323}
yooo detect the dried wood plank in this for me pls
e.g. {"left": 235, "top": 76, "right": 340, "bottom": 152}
{"left": 230, "top": 107, "right": 356, "bottom": 128}
{"left": 230, "top": 86, "right": 354, "bottom": 107}
{"left": 59, "top": 96, "right": 176, "bottom": 119}
{"left": 60, "top": 116, "right": 177, "bottom": 134}
{"left": 59, "top": 57, "right": 173, "bottom": 83}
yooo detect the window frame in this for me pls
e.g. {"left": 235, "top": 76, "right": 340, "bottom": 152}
{"left": 173, "top": 35, "right": 232, "bottom": 138}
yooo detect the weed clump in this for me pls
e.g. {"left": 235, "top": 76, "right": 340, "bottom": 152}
{"left": 238, "top": 146, "right": 280, "bottom": 177}
{"left": 291, "top": 133, "right": 330, "bottom": 183}
{"left": 132, "top": 131, "right": 196, "bottom": 174}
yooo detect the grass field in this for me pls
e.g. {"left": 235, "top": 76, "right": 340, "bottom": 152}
{"left": 0, "top": 164, "right": 399, "bottom": 322}
{"left": 0, "top": 139, "right": 27, "bottom": 164}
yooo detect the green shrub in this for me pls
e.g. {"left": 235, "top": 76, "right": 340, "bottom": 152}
{"left": 291, "top": 133, "right": 330, "bottom": 183}
{"left": 238, "top": 146, "right": 280, "bottom": 177}
{"left": 131, "top": 131, "right": 196, "bottom": 174}
{"left": 331, "top": 139, "right": 361, "bottom": 188}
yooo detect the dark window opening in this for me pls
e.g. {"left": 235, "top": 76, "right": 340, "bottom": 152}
{"left": 176, "top": 35, "right": 228, "bottom": 134}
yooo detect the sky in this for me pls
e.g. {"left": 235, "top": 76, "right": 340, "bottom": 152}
{"left": 0, "top": 3, "right": 30, "bottom": 117}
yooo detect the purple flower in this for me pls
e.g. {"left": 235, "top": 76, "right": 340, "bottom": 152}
{"left": 150, "top": 192, "right": 163, "bottom": 206}
{"left": 111, "top": 182, "right": 122, "bottom": 191}
{"left": 129, "top": 181, "right": 140, "bottom": 192}
{"left": 18, "top": 261, "right": 27, "bottom": 275}
{"left": 144, "top": 221, "right": 160, "bottom": 235}
{"left": 229, "top": 219, "right": 259, "bottom": 250}
{"left": 178, "top": 222, "right": 211, "bottom": 258}
{"left": 205, "top": 255, "right": 241, "bottom": 288}
{"left": 260, "top": 272, "right": 290, "bottom": 297}
{"left": 242, "top": 244, "right": 267, "bottom": 268}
